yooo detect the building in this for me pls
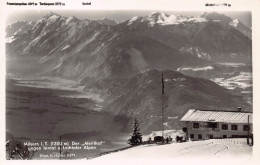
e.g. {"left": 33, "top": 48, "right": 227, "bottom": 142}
{"left": 180, "top": 109, "right": 253, "bottom": 141}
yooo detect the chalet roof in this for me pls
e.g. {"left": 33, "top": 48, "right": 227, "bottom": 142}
{"left": 180, "top": 109, "right": 252, "bottom": 124}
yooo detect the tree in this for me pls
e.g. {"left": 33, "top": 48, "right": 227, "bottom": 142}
{"left": 128, "top": 118, "right": 142, "bottom": 146}
{"left": 6, "top": 139, "right": 34, "bottom": 160}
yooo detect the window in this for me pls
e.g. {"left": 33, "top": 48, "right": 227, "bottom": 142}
{"left": 231, "top": 125, "right": 238, "bottom": 130}
{"left": 243, "top": 125, "right": 250, "bottom": 131}
{"left": 222, "top": 124, "right": 228, "bottom": 130}
{"left": 190, "top": 134, "right": 194, "bottom": 139}
{"left": 193, "top": 123, "right": 199, "bottom": 128}
{"left": 208, "top": 122, "right": 218, "bottom": 128}
{"left": 198, "top": 134, "right": 202, "bottom": 140}
{"left": 223, "top": 135, "right": 227, "bottom": 138}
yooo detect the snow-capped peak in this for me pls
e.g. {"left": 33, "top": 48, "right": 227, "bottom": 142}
{"left": 229, "top": 19, "right": 240, "bottom": 27}
{"left": 144, "top": 12, "right": 207, "bottom": 26}
{"left": 46, "top": 15, "right": 60, "bottom": 24}
{"left": 127, "top": 16, "right": 141, "bottom": 25}
{"left": 65, "top": 16, "right": 78, "bottom": 24}
{"left": 39, "top": 12, "right": 63, "bottom": 23}
{"left": 145, "top": 12, "right": 179, "bottom": 26}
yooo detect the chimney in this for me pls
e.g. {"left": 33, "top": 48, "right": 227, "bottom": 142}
{"left": 237, "top": 107, "right": 242, "bottom": 112}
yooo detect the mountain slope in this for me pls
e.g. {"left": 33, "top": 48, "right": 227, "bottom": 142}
{"left": 192, "top": 21, "right": 251, "bottom": 62}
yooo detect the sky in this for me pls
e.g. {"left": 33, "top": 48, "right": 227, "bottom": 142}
{"left": 6, "top": 10, "right": 252, "bottom": 28}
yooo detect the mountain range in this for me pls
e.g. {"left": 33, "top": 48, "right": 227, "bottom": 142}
{"left": 6, "top": 11, "right": 252, "bottom": 132}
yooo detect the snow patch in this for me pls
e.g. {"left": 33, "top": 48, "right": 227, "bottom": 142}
{"left": 229, "top": 19, "right": 239, "bottom": 27}
{"left": 157, "top": 14, "right": 178, "bottom": 25}
{"left": 150, "top": 115, "right": 162, "bottom": 118}
{"left": 127, "top": 16, "right": 139, "bottom": 25}
{"left": 45, "top": 15, "right": 60, "bottom": 26}
{"left": 52, "top": 61, "right": 63, "bottom": 70}
{"left": 145, "top": 13, "right": 207, "bottom": 27}
{"left": 218, "top": 62, "right": 246, "bottom": 67}
{"left": 211, "top": 72, "right": 252, "bottom": 90}
{"left": 179, "top": 46, "right": 211, "bottom": 60}
{"left": 178, "top": 66, "right": 214, "bottom": 71}
{"left": 147, "top": 79, "right": 152, "bottom": 84}
{"left": 5, "top": 36, "right": 16, "bottom": 43}
{"left": 108, "top": 33, "right": 118, "bottom": 41}
{"left": 168, "top": 116, "right": 178, "bottom": 119}
{"left": 75, "top": 32, "right": 100, "bottom": 53}
{"left": 92, "top": 138, "right": 252, "bottom": 161}
{"left": 163, "top": 122, "right": 170, "bottom": 128}
{"left": 40, "top": 56, "right": 49, "bottom": 63}
{"left": 61, "top": 44, "right": 70, "bottom": 50}
{"left": 188, "top": 17, "right": 207, "bottom": 23}
{"left": 66, "top": 17, "right": 76, "bottom": 24}
{"left": 60, "top": 93, "right": 103, "bottom": 103}
{"left": 174, "top": 78, "right": 186, "bottom": 81}
{"left": 165, "top": 78, "right": 185, "bottom": 82}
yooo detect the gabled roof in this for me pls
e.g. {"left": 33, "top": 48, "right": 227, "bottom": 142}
{"left": 180, "top": 109, "right": 252, "bottom": 124}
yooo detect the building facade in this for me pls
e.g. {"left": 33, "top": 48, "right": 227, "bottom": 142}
{"left": 180, "top": 109, "right": 253, "bottom": 141}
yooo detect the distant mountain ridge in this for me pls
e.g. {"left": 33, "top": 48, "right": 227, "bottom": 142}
{"left": 6, "top": 11, "right": 251, "bottom": 77}
{"left": 96, "top": 17, "right": 118, "bottom": 26}
{"left": 200, "top": 12, "right": 251, "bottom": 39}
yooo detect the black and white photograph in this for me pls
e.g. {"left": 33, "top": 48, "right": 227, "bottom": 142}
{"left": 1, "top": 0, "right": 260, "bottom": 164}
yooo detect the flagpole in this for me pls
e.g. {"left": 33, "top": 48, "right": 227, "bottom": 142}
{"left": 59, "top": 136, "right": 62, "bottom": 159}
{"left": 162, "top": 71, "right": 164, "bottom": 139}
